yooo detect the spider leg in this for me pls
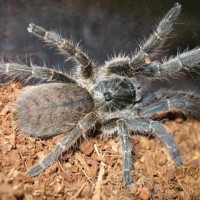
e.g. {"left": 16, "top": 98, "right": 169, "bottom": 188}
{"left": 139, "top": 95, "right": 200, "bottom": 119}
{"left": 102, "top": 118, "right": 133, "bottom": 186}
{"left": 26, "top": 112, "right": 97, "bottom": 177}
{"left": 126, "top": 118, "right": 183, "bottom": 166}
{"left": 117, "top": 119, "right": 133, "bottom": 186}
{"left": 0, "top": 62, "right": 76, "bottom": 84}
{"left": 136, "top": 48, "right": 200, "bottom": 77}
{"left": 101, "top": 3, "right": 181, "bottom": 76}
{"left": 102, "top": 116, "right": 182, "bottom": 186}
{"left": 27, "top": 24, "right": 96, "bottom": 83}
{"left": 130, "top": 3, "right": 182, "bottom": 68}
{"left": 137, "top": 89, "right": 200, "bottom": 106}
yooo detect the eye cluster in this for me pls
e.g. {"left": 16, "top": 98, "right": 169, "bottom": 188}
{"left": 90, "top": 77, "right": 138, "bottom": 112}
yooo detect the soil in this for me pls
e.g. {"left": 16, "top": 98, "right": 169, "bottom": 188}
{"left": 0, "top": 81, "right": 199, "bottom": 200}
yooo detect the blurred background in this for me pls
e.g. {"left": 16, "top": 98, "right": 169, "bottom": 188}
{"left": 0, "top": 0, "right": 200, "bottom": 91}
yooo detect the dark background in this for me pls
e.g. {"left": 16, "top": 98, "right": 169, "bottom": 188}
{"left": 0, "top": 0, "right": 200, "bottom": 91}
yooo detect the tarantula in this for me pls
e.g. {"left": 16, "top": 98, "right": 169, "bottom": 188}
{"left": 1, "top": 3, "right": 200, "bottom": 186}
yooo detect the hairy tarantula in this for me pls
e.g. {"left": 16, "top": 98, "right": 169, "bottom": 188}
{"left": 1, "top": 3, "right": 200, "bottom": 186}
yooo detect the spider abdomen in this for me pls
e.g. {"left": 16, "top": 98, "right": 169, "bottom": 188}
{"left": 15, "top": 83, "right": 94, "bottom": 138}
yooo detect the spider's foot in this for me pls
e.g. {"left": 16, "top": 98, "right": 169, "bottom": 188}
{"left": 26, "top": 163, "right": 45, "bottom": 177}
{"left": 170, "top": 147, "right": 183, "bottom": 166}
{"left": 27, "top": 23, "right": 35, "bottom": 33}
{"left": 174, "top": 2, "right": 181, "bottom": 8}
{"left": 123, "top": 171, "right": 133, "bottom": 187}
{"left": 174, "top": 156, "right": 183, "bottom": 166}
{"left": 27, "top": 23, "right": 46, "bottom": 38}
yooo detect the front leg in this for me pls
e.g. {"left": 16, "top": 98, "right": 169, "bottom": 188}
{"left": 100, "top": 3, "right": 182, "bottom": 76}
{"left": 28, "top": 24, "right": 96, "bottom": 83}
{"left": 136, "top": 48, "right": 200, "bottom": 77}
{"left": 130, "top": 3, "right": 182, "bottom": 68}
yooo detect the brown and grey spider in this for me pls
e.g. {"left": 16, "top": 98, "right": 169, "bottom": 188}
{"left": 1, "top": 3, "right": 200, "bottom": 186}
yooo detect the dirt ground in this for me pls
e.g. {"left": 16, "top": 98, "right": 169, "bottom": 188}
{"left": 0, "top": 81, "right": 199, "bottom": 200}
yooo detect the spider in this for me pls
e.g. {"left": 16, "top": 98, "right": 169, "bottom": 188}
{"left": 0, "top": 3, "right": 200, "bottom": 186}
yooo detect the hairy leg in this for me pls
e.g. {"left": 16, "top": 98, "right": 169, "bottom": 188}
{"left": 27, "top": 112, "right": 97, "bottom": 177}
{"left": 102, "top": 116, "right": 183, "bottom": 186}
{"left": 101, "top": 118, "right": 133, "bottom": 186}
{"left": 28, "top": 24, "right": 96, "bottom": 83}
{"left": 117, "top": 119, "right": 133, "bottom": 186}
{"left": 109, "top": 117, "right": 183, "bottom": 165}
{"left": 130, "top": 3, "right": 181, "bottom": 68}
{"left": 126, "top": 118, "right": 183, "bottom": 165}
{"left": 136, "top": 48, "right": 200, "bottom": 77}
{"left": 138, "top": 92, "right": 200, "bottom": 119}
{"left": 101, "top": 3, "right": 181, "bottom": 76}
{"left": 0, "top": 62, "right": 76, "bottom": 83}
{"left": 137, "top": 89, "right": 200, "bottom": 106}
